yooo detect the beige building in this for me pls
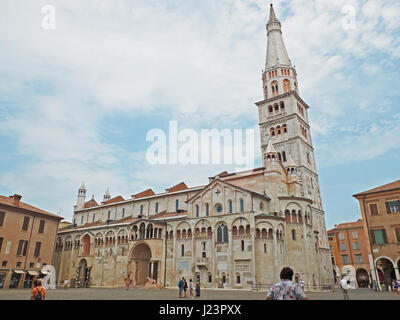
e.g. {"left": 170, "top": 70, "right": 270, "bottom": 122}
{"left": 0, "top": 194, "right": 63, "bottom": 289}
{"left": 353, "top": 180, "right": 400, "bottom": 290}
{"left": 54, "top": 5, "right": 333, "bottom": 291}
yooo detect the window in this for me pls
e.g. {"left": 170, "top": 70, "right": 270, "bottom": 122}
{"left": 38, "top": 220, "right": 45, "bottom": 234}
{"left": 16, "top": 262, "right": 21, "bottom": 267}
{"left": 282, "top": 151, "right": 286, "bottom": 162}
{"left": 355, "top": 254, "right": 362, "bottom": 264}
{"left": 140, "top": 205, "right": 143, "bottom": 215}
{"left": 369, "top": 204, "right": 378, "bottom": 216}
{"left": 264, "top": 243, "right": 267, "bottom": 253}
{"left": 81, "top": 215, "right": 83, "bottom": 224}
{"left": 0, "top": 212, "right": 5, "bottom": 227}
{"left": 155, "top": 203, "right": 158, "bottom": 214}
{"left": 215, "top": 204, "right": 223, "bottom": 214}
{"left": 241, "top": 240, "right": 245, "bottom": 251}
{"left": 331, "top": 256, "right": 335, "bottom": 265}
{"left": 353, "top": 242, "right": 360, "bottom": 250}
{"left": 1, "top": 261, "right": 6, "bottom": 267}
{"left": 22, "top": 216, "right": 30, "bottom": 231}
{"left": 222, "top": 275, "right": 226, "bottom": 283}
{"left": 339, "top": 233, "right": 344, "bottom": 240}
{"left": 196, "top": 205, "right": 199, "bottom": 217}
{"left": 341, "top": 243, "right": 346, "bottom": 251}
{"left": 17, "top": 240, "right": 28, "bottom": 256}
{"left": 292, "top": 229, "right": 296, "bottom": 240}
{"left": 208, "top": 275, "right": 212, "bottom": 283}
{"left": 34, "top": 242, "right": 41, "bottom": 257}
{"left": 217, "top": 225, "right": 228, "bottom": 243}
{"left": 386, "top": 201, "right": 400, "bottom": 214}
{"left": 371, "top": 229, "right": 387, "bottom": 245}
{"left": 240, "top": 199, "right": 244, "bottom": 213}
{"left": 176, "top": 199, "right": 179, "bottom": 211}
{"left": 395, "top": 228, "right": 400, "bottom": 243}
{"left": 329, "top": 244, "right": 333, "bottom": 251}
{"left": 342, "top": 255, "right": 349, "bottom": 264}
{"left": 237, "top": 275, "right": 241, "bottom": 284}
{"left": 352, "top": 231, "right": 358, "bottom": 239}
{"left": 122, "top": 208, "right": 125, "bottom": 218}
{"left": 181, "top": 244, "right": 184, "bottom": 257}
{"left": 228, "top": 200, "right": 232, "bottom": 213}
{"left": 206, "top": 203, "right": 209, "bottom": 216}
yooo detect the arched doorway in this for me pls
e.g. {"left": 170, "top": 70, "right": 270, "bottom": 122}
{"left": 356, "top": 269, "right": 369, "bottom": 288}
{"left": 77, "top": 259, "right": 91, "bottom": 287}
{"left": 376, "top": 258, "right": 395, "bottom": 290}
{"left": 131, "top": 243, "right": 152, "bottom": 285}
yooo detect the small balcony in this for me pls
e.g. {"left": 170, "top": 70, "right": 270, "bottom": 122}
{"left": 196, "top": 258, "right": 209, "bottom": 266}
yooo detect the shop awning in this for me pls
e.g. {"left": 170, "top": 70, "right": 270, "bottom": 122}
{"left": 27, "top": 271, "right": 39, "bottom": 276}
{"left": 13, "top": 270, "right": 25, "bottom": 274}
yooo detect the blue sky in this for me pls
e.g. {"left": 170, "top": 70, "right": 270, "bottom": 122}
{"left": 0, "top": 0, "right": 399, "bottom": 229}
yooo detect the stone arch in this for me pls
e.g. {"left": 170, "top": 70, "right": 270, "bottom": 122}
{"left": 375, "top": 257, "right": 396, "bottom": 288}
{"left": 356, "top": 268, "right": 370, "bottom": 288}
{"left": 105, "top": 230, "right": 116, "bottom": 246}
{"left": 81, "top": 234, "right": 91, "bottom": 256}
{"left": 130, "top": 242, "right": 152, "bottom": 286}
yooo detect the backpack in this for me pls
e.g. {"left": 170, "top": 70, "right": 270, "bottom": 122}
{"left": 35, "top": 287, "right": 43, "bottom": 300}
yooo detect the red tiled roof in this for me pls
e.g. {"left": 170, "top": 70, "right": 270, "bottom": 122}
{"left": 167, "top": 182, "right": 188, "bottom": 193}
{"left": 134, "top": 189, "right": 155, "bottom": 199}
{"left": 84, "top": 198, "right": 99, "bottom": 208}
{"left": 103, "top": 196, "right": 125, "bottom": 205}
{"left": 330, "top": 220, "right": 363, "bottom": 231}
{"left": 353, "top": 180, "right": 400, "bottom": 197}
{"left": 0, "top": 195, "right": 63, "bottom": 220}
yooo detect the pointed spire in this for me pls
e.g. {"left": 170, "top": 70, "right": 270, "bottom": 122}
{"left": 79, "top": 181, "right": 86, "bottom": 191}
{"left": 265, "top": 3, "right": 292, "bottom": 69}
{"left": 266, "top": 140, "right": 278, "bottom": 154}
{"left": 105, "top": 188, "right": 110, "bottom": 196}
{"left": 269, "top": 3, "right": 278, "bottom": 22}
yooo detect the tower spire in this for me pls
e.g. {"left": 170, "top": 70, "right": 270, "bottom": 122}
{"left": 265, "top": 4, "right": 291, "bottom": 70}
{"left": 269, "top": 3, "right": 277, "bottom": 22}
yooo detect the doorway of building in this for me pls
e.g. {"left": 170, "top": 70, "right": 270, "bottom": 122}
{"left": 376, "top": 258, "right": 396, "bottom": 290}
{"left": 77, "top": 259, "right": 91, "bottom": 287}
{"left": 131, "top": 243, "right": 152, "bottom": 285}
{"left": 9, "top": 272, "right": 21, "bottom": 288}
{"left": 356, "top": 269, "right": 369, "bottom": 288}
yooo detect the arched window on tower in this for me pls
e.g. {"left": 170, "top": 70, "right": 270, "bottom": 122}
{"left": 283, "top": 79, "right": 291, "bottom": 93}
{"left": 270, "top": 127, "right": 275, "bottom": 137}
{"left": 282, "top": 124, "right": 287, "bottom": 133}
{"left": 271, "top": 81, "right": 278, "bottom": 96}
{"left": 280, "top": 102, "right": 285, "bottom": 111}
{"left": 268, "top": 105, "right": 273, "bottom": 113}
{"left": 274, "top": 103, "right": 279, "bottom": 112}
{"left": 277, "top": 126, "right": 281, "bottom": 135}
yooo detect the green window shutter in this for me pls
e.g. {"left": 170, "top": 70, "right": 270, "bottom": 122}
{"left": 374, "top": 230, "right": 384, "bottom": 244}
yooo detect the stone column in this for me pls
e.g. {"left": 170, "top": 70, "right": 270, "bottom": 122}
{"left": 395, "top": 267, "right": 400, "bottom": 280}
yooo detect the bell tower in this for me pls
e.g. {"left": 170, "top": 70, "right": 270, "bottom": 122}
{"left": 257, "top": 4, "right": 323, "bottom": 210}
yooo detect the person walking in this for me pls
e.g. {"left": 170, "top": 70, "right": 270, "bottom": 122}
{"left": 339, "top": 276, "right": 349, "bottom": 300}
{"left": 183, "top": 277, "right": 188, "bottom": 298}
{"left": 178, "top": 278, "right": 183, "bottom": 298}
{"left": 266, "top": 267, "right": 308, "bottom": 300}
{"left": 195, "top": 279, "right": 201, "bottom": 298}
{"left": 31, "top": 279, "right": 46, "bottom": 300}
{"left": 189, "top": 279, "right": 194, "bottom": 298}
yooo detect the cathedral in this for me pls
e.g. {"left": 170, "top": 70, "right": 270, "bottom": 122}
{"left": 54, "top": 5, "right": 334, "bottom": 290}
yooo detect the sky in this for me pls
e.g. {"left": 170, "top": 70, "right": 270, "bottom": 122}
{"left": 0, "top": 0, "right": 399, "bottom": 229}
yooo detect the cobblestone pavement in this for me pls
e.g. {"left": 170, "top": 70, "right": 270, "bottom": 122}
{"left": 0, "top": 287, "right": 399, "bottom": 300}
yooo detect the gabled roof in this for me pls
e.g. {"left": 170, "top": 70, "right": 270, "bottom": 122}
{"left": 167, "top": 182, "right": 188, "bottom": 193}
{"left": 151, "top": 211, "right": 188, "bottom": 220}
{"left": 186, "top": 178, "right": 270, "bottom": 203}
{"left": 133, "top": 189, "right": 155, "bottom": 199}
{"left": 0, "top": 195, "right": 63, "bottom": 220}
{"left": 84, "top": 198, "right": 99, "bottom": 209}
{"left": 353, "top": 180, "right": 400, "bottom": 197}
{"left": 103, "top": 196, "right": 125, "bottom": 205}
